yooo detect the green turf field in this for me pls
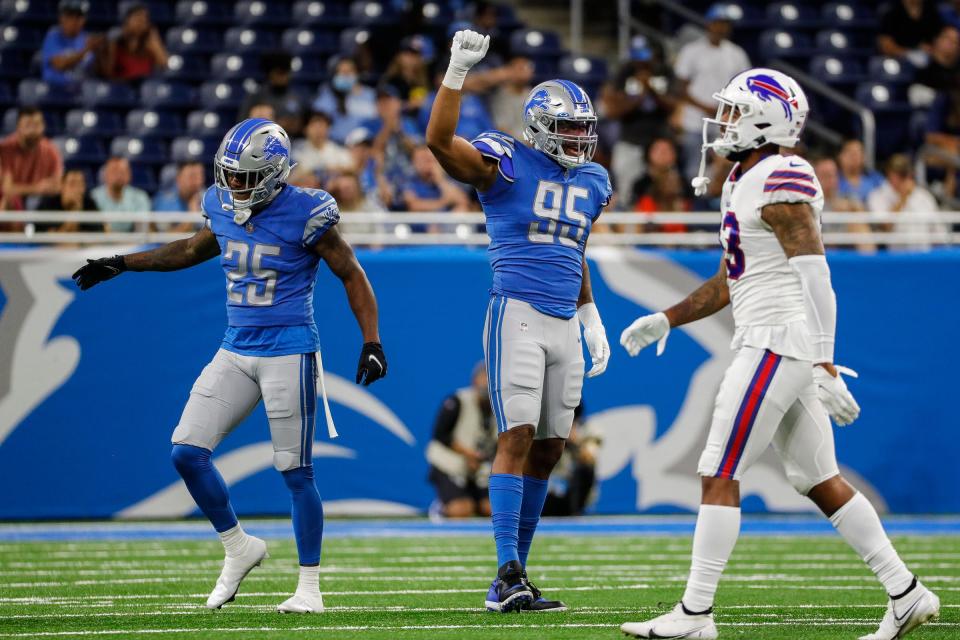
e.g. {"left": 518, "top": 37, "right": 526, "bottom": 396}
{"left": 0, "top": 532, "right": 956, "bottom": 639}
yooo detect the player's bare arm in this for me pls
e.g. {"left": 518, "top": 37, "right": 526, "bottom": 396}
{"left": 761, "top": 201, "right": 825, "bottom": 258}
{"left": 664, "top": 258, "right": 730, "bottom": 328}
{"left": 620, "top": 258, "right": 729, "bottom": 358}
{"left": 72, "top": 226, "right": 220, "bottom": 290}
{"left": 425, "top": 31, "right": 498, "bottom": 191}
{"left": 313, "top": 226, "right": 386, "bottom": 385}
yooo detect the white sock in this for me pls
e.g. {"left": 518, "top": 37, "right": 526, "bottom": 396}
{"left": 681, "top": 504, "right": 741, "bottom": 613}
{"left": 830, "top": 492, "right": 914, "bottom": 596}
{"left": 218, "top": 524, "right": 249, "bottom": 557}
{"left": 296, "top": 565, "right": 321, "bottom": 595}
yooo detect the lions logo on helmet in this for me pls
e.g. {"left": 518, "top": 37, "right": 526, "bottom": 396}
{"left": 522, "top": 79, "right": 598, "bottom": 169}
{"left": 214, "top": 118, "right": 294, "bottom": 224}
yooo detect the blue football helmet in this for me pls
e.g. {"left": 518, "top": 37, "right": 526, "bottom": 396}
{"left": 214, "top": 118, "right": 293, "bottom": 224}
{"left": 522, "top": 79, "right": 598, "bottom": 168}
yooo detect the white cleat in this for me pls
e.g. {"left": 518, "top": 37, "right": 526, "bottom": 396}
{"left": 277, "top": 591, "right": 325, "bottom": 613}
{"left": 205, "top": 536, "right": 268, "bottom": 609}
{"left": 621, "top": 602, "right": 719, "bottom": 639}
{"left": 859, "top": 579, "right": 940, "bottom": 640}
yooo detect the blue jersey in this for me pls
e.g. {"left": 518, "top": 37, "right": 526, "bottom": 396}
{"left": 200, "top": 184, "right": 340, "bottom": 356}
{"left": 471, "top": 131, "right": 612, "bottom": 319}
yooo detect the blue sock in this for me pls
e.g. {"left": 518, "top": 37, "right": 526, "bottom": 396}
{"left": 517, "top": 475, "right": 549, "bottom": 568}
{"left": 488, "top": 473, "right": 524, "bottom": 568}
{"left": 282, "top": 466, "right": 324, "bottom": 566}
{"left": 170, "top": 444, "right": 237, "bottom": 533}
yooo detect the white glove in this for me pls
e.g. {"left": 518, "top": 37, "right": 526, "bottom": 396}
{"left": 578, "top": 303, "right": 609, "bottom": 378}
{"left": 813, "top": 365, "right": 861, "bottom": 427}
{"left": 620, "top": 312, "right": 670, "bottom": 357}
{"left": 443, "top": 30, "right": 490, "bottom": 90}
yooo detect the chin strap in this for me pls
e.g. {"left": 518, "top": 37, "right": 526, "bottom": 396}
{"left": 691, "top": 142, "right": 711, "bottom": 197}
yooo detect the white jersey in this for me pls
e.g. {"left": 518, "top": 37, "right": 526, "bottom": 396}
{"left": 719, "top": 154, "right": 825, "bottom": 361}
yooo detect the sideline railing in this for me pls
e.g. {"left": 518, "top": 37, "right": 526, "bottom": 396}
{"left": 0, "top": 210, "right": 957, "bottom": 247}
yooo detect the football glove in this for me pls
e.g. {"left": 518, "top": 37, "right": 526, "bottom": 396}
{"left": 356, "top": 342, "right": 387, "bottom": 386}
{"left": 72, "top": 255, "right": 126, "bottom": 291}
{"left": 813, "top": 365, "right": 860, "bottom": 427}
{"left": 620, "top": 312, "right": 670, "bottom": 357}
{"left": 443, "top": 29, "right": 490, "bottom": 90}
{"left": 578, "top": 303, "right": 609, "bottom": 378}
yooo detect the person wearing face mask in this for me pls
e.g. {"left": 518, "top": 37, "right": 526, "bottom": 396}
{"left": 312, "top": 57, "right": 378, "bottom": 145}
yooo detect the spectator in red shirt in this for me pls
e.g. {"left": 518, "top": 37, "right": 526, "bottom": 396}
{"left": 101, "top": 3, "right": 168, "bottom": 82}
{"left": 634, "top": 169, "right": 690, "bottom": 233}
{"left": 0, "top": 107, "right": 63, "bottom": 216}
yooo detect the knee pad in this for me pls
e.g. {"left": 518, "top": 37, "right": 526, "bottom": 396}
{"left": 171, "top": 443, "right": 211, "bottom": 476}
{"left": 273, "top": 451, "right": 302, "bottom": 472}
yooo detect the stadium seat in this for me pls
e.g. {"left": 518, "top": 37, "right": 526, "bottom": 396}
{"left": 822, "top": 3, "right": 875, "bottom": 29}
{"left": 282, "top": 28, "right": 339, "bottom": 55}
{"left": 211, "top": 53, "right": 261, "bottom": 80}
{"left": 140, "top": 80, "right": 196, "bottom": 110}
{"left": 558, "top": 56, "right": 609, "bottom": 96}
{"left": 759, "top": 29, "right": 813, "bottom": 58}
{"left": 349, "top": 1, "right": 397, "bottom": 25}
{"left": 161, "top": 53, "right": 210, "bottom": 82}
{"left": 510, "top": 29, "right": 563, "bottom": 57}
{"left": 158, "top": 162, "right": 179, "bottom": 187}
{"left": 53, "top": 135, "right": 107, "bottom": 165}
{"left": 868, "top": 56, "right": 914, "bottom": 84}
{"left": 198, "top": 81, "right": 244, "bottom": 111}
{"left": 0, "top": 0, "right": 56, "bottom": 25}
{"left": 234, "top": 0, "right": 291, "bottom": 25}
{"left": 17, "top": 79, "right": 74, "bottom": 108}
{"left": 855, "top": 82, "right": 909, "bottom": 112}
{"left": 0, "top": 50, "right": 30, "bottom": 80}
{"left": 80, "top": 80, "right": 137, "bottom": 108}
{"left": 111, "top": 136, "right": 168, "bottom": 164}
{"left": 766, "top": 3, "right": 820, "bottom": 28}
{"left": 809, "top": 55, "right": 864, "bottom": 84}
{"left": 292, "top": 0, "right": 350, "bottom": 26}
{"left": 339, "top": 28, "right": 371, "bottom": 57}
{"left": 130, "top": 165, "right": 157, "bottom": 193}
{"left": 165, "top": 26, "right": 222, "bottom": 54}
{"left": 290, "top": 55, "right": 326, "bottom": 84}
{"left": 815, "top": 30, "right": 873, "bottom": 56}
{"left": 420, "top": 1, "right": 454, "bottom": 26}
{"left": 118, "top": 0, "right": 173, "bottom": 26}
{"left": 65, "top": 109, "right": 123, "bottom": 136}
{"left": 0, "top": 24, "right": 43, "bottom": 51}
{"left": 170, "top": 136, "right": 219, "bottom": 163}
{"left": 126, "top": 109, "right": 182, "bottom": 137}
{"left": 0, "top": 82, "right": 12, "bottom": 109}
{"left": 186, "top": 109, "right": 229, "bottom": 137}
{"left": 174, "top": 0, "right": 231, "bottom": 25}
{"left": 223, "top": 27, "right": 277, "bottom": 53}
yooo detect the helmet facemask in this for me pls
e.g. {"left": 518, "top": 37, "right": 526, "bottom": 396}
{"left": 525, "top": 113, "right": 598, "bottom": 168}
{"left": 701, "top": 94, "right": 762, "bottom": 159}
{"left": 215, "top": 159, "right": 283, "bottom": 213}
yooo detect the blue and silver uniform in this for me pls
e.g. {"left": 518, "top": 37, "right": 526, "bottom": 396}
{"left": 471, "top": 131, "right": 612, "bottom": 319}
{"left": 200, "top": 183, "right": 340, "bottom": 356}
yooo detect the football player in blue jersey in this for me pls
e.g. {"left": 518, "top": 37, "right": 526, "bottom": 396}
{"left": 426, "top": 30, "right": 613, "bottom": 613}
{"left": 72, "top": 118, "right": 386, "bottom": 614}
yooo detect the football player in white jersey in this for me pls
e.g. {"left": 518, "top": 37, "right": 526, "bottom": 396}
{"left": 617, "top": 68, "right": 940, "bottom": 640}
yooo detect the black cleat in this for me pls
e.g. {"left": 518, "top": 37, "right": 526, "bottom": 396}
{"left": 484, "top": 561, "right": 534, "bottom": 613}
{"left": 521, "top": 571, "right": 568, "bottom": 612}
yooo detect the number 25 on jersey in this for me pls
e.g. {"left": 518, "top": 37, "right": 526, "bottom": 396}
{"left": 529, "top": 180, "right": 589, "bottom": 247}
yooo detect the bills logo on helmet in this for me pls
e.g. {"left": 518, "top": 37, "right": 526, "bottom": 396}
{"left": 746, "top": 74, "right": 799, "bottom": 118}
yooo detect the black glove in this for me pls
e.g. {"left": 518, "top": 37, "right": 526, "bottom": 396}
{"left": 356, "top": 342, "right": 387, "bottom": 386}
{"left": 72, "top": 255, "right": 126, "bottom": 291}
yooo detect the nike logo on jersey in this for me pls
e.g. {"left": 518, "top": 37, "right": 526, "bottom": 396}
{"left": 788, "top": 160, "right": 805, "bottom": 167}
{"left": 367, "top": 354, "right": 383, "bottom": 373}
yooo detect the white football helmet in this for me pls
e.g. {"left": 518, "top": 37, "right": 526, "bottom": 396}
{"left": 691, "top": 67, "right": 809, "bottom": 195}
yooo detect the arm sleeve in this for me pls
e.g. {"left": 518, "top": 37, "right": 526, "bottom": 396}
{"left": 788, "top": 254, "right": 836, "bottom": 363}
{"left": 431, "top": 395, "right": 461, "bottom": 447}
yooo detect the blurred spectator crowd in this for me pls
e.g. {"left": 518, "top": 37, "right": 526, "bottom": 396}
{"left": 0, "top": 0, "right": 957, "bottom": 247}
